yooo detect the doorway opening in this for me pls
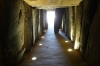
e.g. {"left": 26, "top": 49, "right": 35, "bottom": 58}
{"left": 47, "top": 10, "right": 55, "bottom": 28}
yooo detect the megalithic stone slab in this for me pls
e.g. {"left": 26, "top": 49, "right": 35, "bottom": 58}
{"left": 24, "top": 0, "right": 82, "bottom": 9}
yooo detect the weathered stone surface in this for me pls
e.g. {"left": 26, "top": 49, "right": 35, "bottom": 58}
{"left": 1, "top": 0, "right": 100, "bottom": 66}
{"left": 64, "top": 0, "right": 100, "bottom": 65}
{"left": 43, "top": 10, "right": 48, "bottom": 30}
{"left": 39, "top": 9, "right": 44, "bottom": 35}
{"left": 66, "top": 7, "right": 74, "bottom": 40}
{"left": 32, "top": 8, "right": 39, "bottom": 44}
{"left": 24, "top": 2, "right": 33, "bottom": 53}
{"left": 24, "top": 0, "right": 82, "bottom": 9}
{"left": 84, "top": 1, "right": 100, "bottom": 66}
{"left": 80, "top": 0, "right": 98, "bottom": 57}
{"left": 1, "top": 0, "right": 25, "bottom": 65}
{"left": 74, "top": 5, "right": 82, "bottom": 50}
{"left": 65, "top": 5, "right": 82, "bottom": 50}
{"left": 54, "top": 8, "right": 65, "bottom": 33}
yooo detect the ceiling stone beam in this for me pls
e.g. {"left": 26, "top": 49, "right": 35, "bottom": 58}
{"left": 24, "top": 0, "right": 82, "bottom": 9}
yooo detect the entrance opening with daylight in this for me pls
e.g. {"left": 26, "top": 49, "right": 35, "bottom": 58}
{"left": 47, "top": 10, "right": 55, "bottom": 28}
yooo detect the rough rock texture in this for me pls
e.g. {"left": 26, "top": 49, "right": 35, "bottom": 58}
{"left": 73, "top": 5, "right": 82, "bottom": 50}
{"left": 24, "top": 0, "right": 82, "bottom": 9}
{"left": 80, "top": 0, "right": 98, "bottom": 57}
{"left": 54, "top": 8, "right": 65, "bottom": 33}
{"left": 1, "top": 0, "right": 100, "bottom": 66}
{"left": 43, "top": 10, "right": 48, "bottom": 30}
{"left": 61, "top": 11, "right": 66, "bottom": 33}
{"left": 32, "top": 8, "right": 39, "bottom": 44}
{"left": 66, "top": 7, "right": 74, "bottom": 40}
{"left": 1, "top": 0, "right": 25, "bottom": 65}
{"left": 64, "top": 5, "right": 82, "bottom": 50}
{"left": 0, "top": 1, "right": 41, "bottom": 65}
{"left": 84, "top": 1, "right": 100, "bottom": 66}
{"left": 24, "top": 2, "right": 33, "bottom": 53}
{"left": 39, "top": 9, "right": 44, "bottom": 35}
{"left": 62, "top": 8, "right": 68, "bottom": 36}
{"left": 64, "top": 0, "right": 100, "bottom": 66}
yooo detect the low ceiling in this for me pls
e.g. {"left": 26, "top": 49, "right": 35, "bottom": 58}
{"left": 24, "top": 0, "right": 82, "bottom": 9}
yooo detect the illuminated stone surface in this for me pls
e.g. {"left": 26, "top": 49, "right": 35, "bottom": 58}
{"left": 24, "top": 0, "right": 82, "bottom": 9}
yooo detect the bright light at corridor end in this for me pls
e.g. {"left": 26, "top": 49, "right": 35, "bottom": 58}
{"left": 47, "top": 10, "right": 55, "bottom": 26}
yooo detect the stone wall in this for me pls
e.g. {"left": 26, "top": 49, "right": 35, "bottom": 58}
{"left": 32, "top": 8, "right": 40, "bottom": 44}
{"left": 1, "top": 0, "right": 100, "bottom": 66}
{"left": 73, "top": 5, "right": 82, "bottom": 50}
{"left": 66, "top": 7, "right": 74, "bottom": 40}
{"left": 0, "top": 0, "right": 25, "bottom": 65}
{"left": 64, "top": 6, "right": 82, "bottom": 50}
{"left": 64, "top": 0, "right": 100, "bottom": 66}
{"left": 39, "top": 9, "right": 44, "bottom": 35}
{"left": 54, "top": 8, "right": 65, "bottom": 33}
{"left": 80, "top": 0, "right": 98, "bottom": 57}
{"left": 24, "top": 2, "right": 33, "bottom": 53}
{"left": 0, "top": 0, "right": 3, "bottom": 65}
{"left": 84, "top": 0, "right": 100, "bottom": 66}
{"left": 0, "top": 0, "right": 42, "bottom": 65}
{"left": 43, "top": 10, "right": 48, "bottom": 30}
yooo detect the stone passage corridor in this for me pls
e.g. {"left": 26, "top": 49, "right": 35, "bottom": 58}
{"left": 18, "top": 25, "right": 87, "bottom": 66}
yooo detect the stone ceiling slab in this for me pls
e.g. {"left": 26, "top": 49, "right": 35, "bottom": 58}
{"left": 24, "top": 0, "right": 82, "bottom": 9}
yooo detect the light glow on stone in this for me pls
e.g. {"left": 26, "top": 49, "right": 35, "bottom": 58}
{"left": 71, "top": 29, "right": 73, "bottom": 41}
{"left": 74, "top": 41, "right": 79, "bottom": 50}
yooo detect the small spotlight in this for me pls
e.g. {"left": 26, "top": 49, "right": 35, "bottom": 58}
{"left": 44, "top": 30, "right": 47, "bottom": 32}
{"left": 32, "top": 57, "right": 37, "bottom": 60}
{"left": 68, "top": 49, "right": 72, "bottom": 52}
{"left": 41, "top": 36, "right": 44, "bottom": 38}
{"left": 39, "top": 44, "right": 42, "bottom": 46}
{"left": 65, "top": 41, "right": 68, "bottom": 43}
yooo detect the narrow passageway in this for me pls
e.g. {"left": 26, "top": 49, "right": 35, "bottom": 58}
{"left": 1, "top": 1, "right": 100, "bottom": 66}
{"left": 18, "top": 19, "right": 87, "bottom": 66}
